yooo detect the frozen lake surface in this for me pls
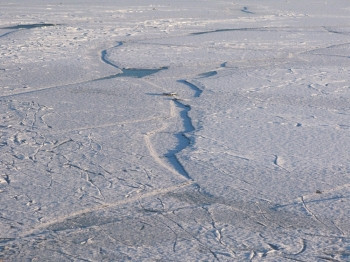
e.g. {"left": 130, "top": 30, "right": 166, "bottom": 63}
{"left": 0, "top": 0, "right": 349, "bottom": 261}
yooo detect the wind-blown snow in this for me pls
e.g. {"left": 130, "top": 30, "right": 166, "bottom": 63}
{"left": 0, "top": 0, "right": 349, "bottom": 261}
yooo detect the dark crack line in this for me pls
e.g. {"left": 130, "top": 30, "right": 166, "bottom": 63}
{"left": 93, "top": 67, "right": 168, "bottom": 81}
{"left": 164, "top": 99, "right": 195, "bottom": 180}
{"left": 0, "top": 24, "right": 58, "bottom": 38}
{"left": 198, "top": 70, "right": 217, "bottom": 78}
{"left": 100, "top": 42, "right": 167, "bottom": 79}
{"left": 101, "top": 42, "right": 123, "bottom": 69}
{"left": 241, "top": 7, "right": 255, "bottom": 14}
{"left": 191, "top": 27, "right": 271, "bottom": 35}
{"left": 1, "top": 23, "right": 58, "bottom": 30}
{"left": 173, "top": 100, "right": 195, "bottom": 133}
{"left": 323, "top": 26, "right": 350, "bottom": 36}
{"left": 0, "top": 30, "right": 16, "bottom": 38}
{"left": 163, "top": 77, "right": 205, "bottom": 181}
{"left": 191, "top": 26, "right": 329, "bottom": 36}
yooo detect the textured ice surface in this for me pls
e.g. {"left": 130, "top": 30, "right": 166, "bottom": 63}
{"left": 0, "top": 0, "right": 349, "bottom": 261}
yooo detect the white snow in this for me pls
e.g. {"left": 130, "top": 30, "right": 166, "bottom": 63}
{"left": 0, "top": 0, "right": 349, "bottom": 261}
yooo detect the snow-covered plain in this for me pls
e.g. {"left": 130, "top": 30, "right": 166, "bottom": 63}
{"left": 0, "top": 0, "right": 349, "bottom": 260}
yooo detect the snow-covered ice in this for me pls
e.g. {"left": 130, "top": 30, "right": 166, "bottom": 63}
{"left": 0, "top": 0, "right": 349, "bottom": 261}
